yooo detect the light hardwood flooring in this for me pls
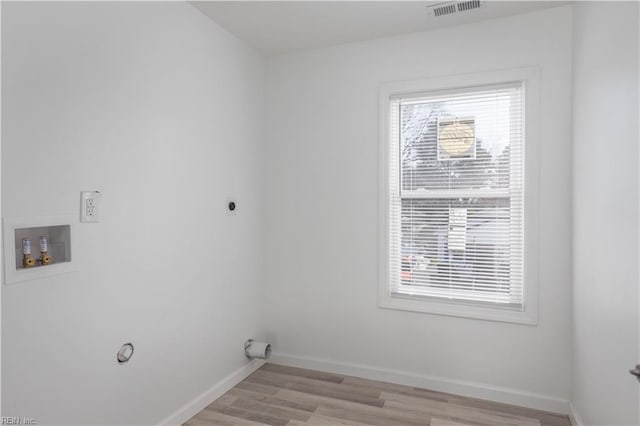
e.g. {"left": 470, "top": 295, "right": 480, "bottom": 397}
{"left": 184, "top": 363, "right": 571, "bottom": 426}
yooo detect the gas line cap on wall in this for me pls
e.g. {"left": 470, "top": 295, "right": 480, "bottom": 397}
{"left": 117, "top": 343, "right": 134, "bottom": 364}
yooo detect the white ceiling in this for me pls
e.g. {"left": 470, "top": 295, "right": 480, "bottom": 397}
{"left": 191, "top": 1, "right": 568, "bottom": 56}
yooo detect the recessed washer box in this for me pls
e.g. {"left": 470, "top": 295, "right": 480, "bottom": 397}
{"left": 3, "top": 215, "right": 78, "bottom": 285}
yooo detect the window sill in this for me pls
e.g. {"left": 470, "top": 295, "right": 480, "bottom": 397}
{"left": 378, "top": 291, "right": 538, "bottom": 325}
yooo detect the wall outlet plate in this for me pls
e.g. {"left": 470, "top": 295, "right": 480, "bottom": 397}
{"left": 81, "top": 191, "right": 101, "bottom": 223}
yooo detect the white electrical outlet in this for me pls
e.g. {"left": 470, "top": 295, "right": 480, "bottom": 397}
{"left": 81, "top": 191, "right": 101, "bottom": 223}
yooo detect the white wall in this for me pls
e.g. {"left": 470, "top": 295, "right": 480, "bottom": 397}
{"left": 572, "top": 2, "right": 640, "bottom": 425}
{"left": 2, "top": 2, "right": 264, "bottom": 425}
{"left": 264, "top": 5, "right": 573, "bottom": 409}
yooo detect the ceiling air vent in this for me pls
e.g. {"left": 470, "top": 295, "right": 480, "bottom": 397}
{"left": 457, "top": 0, "right": 481, "bottom": 12}
{"left": 429, "top": 1, "right": 482, "bottom": 17}
{"left": 433, "top": 3, "right": 457, "bottom": 17}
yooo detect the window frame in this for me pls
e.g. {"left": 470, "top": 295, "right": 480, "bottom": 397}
{"left": 378, "top": 68, "right": 540, "bottom": 325}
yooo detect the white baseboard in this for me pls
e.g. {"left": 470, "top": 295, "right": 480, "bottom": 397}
{"left": 269, "top": 352, "right": 569, "bottom": 415}
{"left": 569, "top": 402, "right": 585, "bottom": 426}
{"left": 158, "top": 359, "right": 265, "bottom": 426}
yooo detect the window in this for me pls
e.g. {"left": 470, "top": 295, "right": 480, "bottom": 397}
{"left": 378, "top": 69, "right": 539, "bottom": 324}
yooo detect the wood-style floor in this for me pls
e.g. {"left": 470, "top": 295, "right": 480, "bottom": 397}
{"left": 184, "top": 363, "right": 571, "bottom": 426}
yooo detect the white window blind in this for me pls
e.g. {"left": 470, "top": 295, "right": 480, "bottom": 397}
{"left": 388, "top": 83, "right": 524, "bottom": 308}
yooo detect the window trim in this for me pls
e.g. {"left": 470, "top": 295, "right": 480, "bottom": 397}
{"left": 378, "top": 67, "right": 540, "bottom": 325}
